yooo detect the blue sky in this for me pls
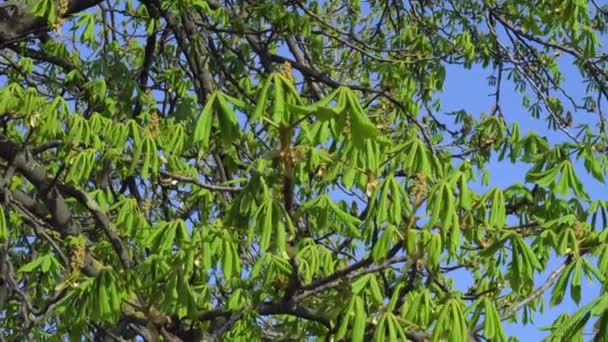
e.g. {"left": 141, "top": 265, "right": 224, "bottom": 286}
{"left": 439, "top": 59, "right": 604, "bottom": 340}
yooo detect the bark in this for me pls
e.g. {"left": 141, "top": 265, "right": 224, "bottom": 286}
{"left": 0, "top": 0, "right": 102, "bottom": 48}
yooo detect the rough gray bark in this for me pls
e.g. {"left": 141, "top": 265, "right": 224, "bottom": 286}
{"left": 0, "top": 0, "right": 102, "bottom": 48}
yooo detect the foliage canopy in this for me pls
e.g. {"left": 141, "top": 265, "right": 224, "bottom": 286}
{"left": 0, "top": 0, "right": 608, "bottom": 341}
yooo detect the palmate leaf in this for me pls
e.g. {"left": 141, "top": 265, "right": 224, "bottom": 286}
{"left": 372, "top": 225, "right": 401, "bottom": 262}
{"left": 352, "top": 295, "right": 367, "bottom": 342}
{"left": 159, "top": 267, "right": 199, "bottom": 319}
{"left": 17, "top": 253, "right": 63, "bottom": 275}
{"left": 564, "top": 161, "right": 590, "bottom": 200}
{"left": 351, "top": 274, "right": 383, "bottom": 304}
{"left": 31, "top": 0, "right": 58, "bottom": 26}
{"left": 401, "top": 289, "right": 433, "bottom": 327}
{"left": 193, "top": 93, "right": 215, "bottom": 148}
{"left": 432, "top": 299, "right": 467, "bottom": 342}
{"left": 373, "top": 312, "right": 409, "bottom": 342}
{"left": 146, "top": 219, "right": 190, "bottom": 255}
{"left": 345, "top": 90, "right": 380, "bottom": 144}
{"left": 451, "top": 171, "right": 473, "bottom": 210}
{"left": 556, "top": 227, "right": 578, "bottom": 256}
{"left": 427, "top": 180, "right": 457, "bottom": 231}
{"left": 509, "top": 234, "right": 543, "bottom": 291}
{"left": 289, "top": 87, "right": 379, "bottom": 146}
{"left": 68, "top": 114, "right": 92, "bottom": 146}
{"left": 296, "top": 239, "right": 321, "bottom": 281}
{"left": 87, "top": 268, "right": 122, "bottom": 324}
{"left": 40, "top": 96, "right": 68, "bottom": 136}
{"left": 251, "top": 197, "right": 294, "bottom": 254}
{"left": 60, "top": 277, "right": 95, "bottom": 325}
{"left": 545, "top": 296, "right": 601, "bottom": 341}
{"left": 336, "top": 295, "right": 368, "bottom": 342}
{"left": 256, "top": 199, "right": 274, "bottom": 252}
{"left": 375, "top": 174, "right": 409, "bottom": 225}
{"left": 298, "top": 195, "right": 362, "bottom": 238}
{"left": 253, "top": 77, "right": 273, "bottom": 121}
{"left": 112, "top": 196, "right": 147, "bottom": 238}
{"left": 161, "top": 121, "right": 186, "bottom": 155}
{"left": 527, "top": 160, "right": 590, "bottom": 200}
{"left": 193, "top": 92, "right": 241, "bottom": 149}
{"left": 288, "top": 87, "right": 342, "bottom": 121}
{"left": 221, "top": 238, "right": 241, "bottom": 279}
{"left": 373, "top": 314, "right": 389, "bottom": 342}
{"left": 250, "top": 253, "right": 292, "bottom": 287}
{"left": 336, "top": 297, "right": 356, "bottom": 340}
{"left": 480, "top": 187, "right": 506, "bottom": 229}
{"left": 526, "top": 164, "right": 561, "bottom": 187}
{"left": 428, "top": 233, "right": 442, "bottom": 267}
{"left": 550, "top": 261, "right": 575, "bottom": 306}
{"left": 484, "top": 298, "right": 507, "bottom": 342}
{"left": 66, "top": 148, "right": 97, "bottom": 183}
{"left": 582, "top": 257, "right": 605, "bottom": 283}
{"left": 216, "top": 92, "right": 241, "bottom": 147}
{"left": 570, "top": 258, "right": 583, "bottom": 304}
{"left": 579, "top": 145, "right": 606, "bottom": 183}
{"left": 403, "top": 136, "right": 433, "bottom": 175}
{"left": 253, "top": 73, "right": 302, "bottom": 124}
{"left": 272, "top": 74, "right": 285, "bottom": 123}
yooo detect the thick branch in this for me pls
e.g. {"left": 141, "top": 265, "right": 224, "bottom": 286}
{"left": 0, "top": 135, "right": 101, "bottom": 275}
{"left": 0, "top": 0, "right": 103, "bottom": 49}
{"left": 59, "top": 184, "right": 132, "bottom": 269}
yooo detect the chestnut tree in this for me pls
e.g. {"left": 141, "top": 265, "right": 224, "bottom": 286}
{"left": 0, "top": 0, "right": 608, "bottom": 341}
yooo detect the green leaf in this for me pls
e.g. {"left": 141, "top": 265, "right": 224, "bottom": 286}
{"left": 488, "top": 187, "right": 506, "bottom": 228}
{"left": 216, "top": 93, "right": 240, "bottom": 147}
{"left": 367, "top": 276, "right": 384, "bottom": 304}
{"left": 193, "top": 93, "right": 216, "bottom": 148}
{"left": 253, "top": 76, "right": 272, "bottom": 120}
{"left": 428, "top": 233, "right": 442, "bottom": 267}
{"left": 565, "top": 161, "right": 590, "bottom": 200}
{"left": 484, "top": 298, "right": 507, "bottom": 341}
{"left": 526, "top": 165, "right": 561, "bottom": 187}
{"left": 272, "top": 75, "right": 285, "bottom": 123}
{"left": 31, "top": 0, "right": 58, "bottom": 25}
{"left": 570, "top": 259, "right": 583, "bottom": 304}
{"left": 351, "top": 274, "right": 371, "bottom": 294}
{"left": 373, "top": 314, "right": 387, "bottom": 342}
{"left": 550, "top": 262, "right": 574, "bottom": 306}
{"left": 258, "top": 200, "right": 273, "bottom": 252}
{"left": 0, "top": 206, "right": 6, "bottom": 243}
{"left": 352, "top": 296, "right": 366, "bottom": 342}
{"left": 336, "top": 298, "right": 355, "bottom": 340}
{"left": 372, "top": 225, "right": 395, "bottom": 262}
{"left": 17, "top": 254, "right": 62, "bottom": 274}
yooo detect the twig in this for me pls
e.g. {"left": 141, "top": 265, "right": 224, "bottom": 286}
{"left": 159, "top": 170, "right": 243, "bottom": 193}
{"left": 473, "top": 255, "right": 573, "bottom": 334}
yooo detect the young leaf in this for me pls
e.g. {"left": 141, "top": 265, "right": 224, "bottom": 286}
{"left": 193, "top": 93, "right": 216, "bottom": 148}
{"left": 352, "top": 296, "right": 366, "bottom": 342}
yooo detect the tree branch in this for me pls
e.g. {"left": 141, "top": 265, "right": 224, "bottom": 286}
{"left": 473, "top": 255, "right": 574, "bottom": 335}
{"left": 0, "top": 135, "right": 100, "bottom": 275}
{"left": 0, "top": 0, "right": 103, "bottom": 49}
{"left": 159, "top": 170, "right": 243, "bottom": 193}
